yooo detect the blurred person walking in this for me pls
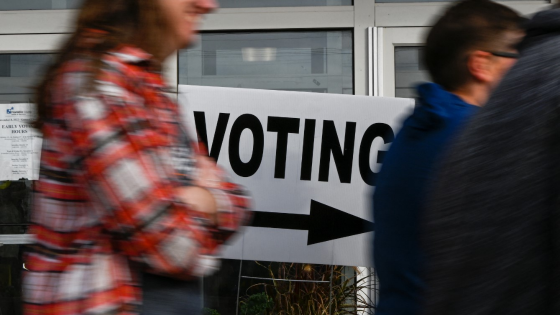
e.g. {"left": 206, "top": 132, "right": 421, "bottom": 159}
{"left": 422, "top": 7, "right": 560, "bottom": 315}
{"left": 23, "top": 1, "right": 251, "bottom": 315}
{"left": 371, "top": 1, "right": 524, "bottom": 315}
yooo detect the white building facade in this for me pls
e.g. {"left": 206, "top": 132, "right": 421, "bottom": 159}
{"left": 0, "top": 1, "right": 550, "bottom": 315}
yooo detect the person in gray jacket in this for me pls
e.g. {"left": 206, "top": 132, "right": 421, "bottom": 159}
{"left": 422, "top": 7, "right": 560, "bottom": 315}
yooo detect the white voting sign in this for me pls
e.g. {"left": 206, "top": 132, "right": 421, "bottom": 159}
{"left": 0, "top": 103, "right": 42, "bottom": 180}
{"left": 179, "top": 85, "right": 414, "bottom": 267}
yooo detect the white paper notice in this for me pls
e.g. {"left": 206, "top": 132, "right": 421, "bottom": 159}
{"left": 0, "top": 104, "right": 42, "bottom": 180}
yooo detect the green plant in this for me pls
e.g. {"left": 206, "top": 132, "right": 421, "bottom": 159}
{"left": 202, "top": 307, "right": 221, "bottom": 315}
{"left": 240, "top": 292, "right": 274, "bottom": 315}
{"left": 240, "top": 262, "right": 374, "bottom": 315}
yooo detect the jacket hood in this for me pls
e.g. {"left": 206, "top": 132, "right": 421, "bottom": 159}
{"left": 526, "top": 8, "right": 560, "bottom": 36}
{"left": 407, "top": 83, "right": 472, "bottom": 136}
{"left": 520, "top": 8, "right": 560, "bottom": 49}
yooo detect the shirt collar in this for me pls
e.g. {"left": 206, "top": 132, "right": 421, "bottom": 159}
{"left": 109, "top": 45, "right": 154, "bottom": 65}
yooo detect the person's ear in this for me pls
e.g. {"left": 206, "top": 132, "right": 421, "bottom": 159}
{"left": 467, "top": 50, "right": 493, "bottom": 83}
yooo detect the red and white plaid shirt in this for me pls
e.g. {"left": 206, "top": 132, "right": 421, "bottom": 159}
{"left": 23, "top": 46, "right": 251, "bottom": 315}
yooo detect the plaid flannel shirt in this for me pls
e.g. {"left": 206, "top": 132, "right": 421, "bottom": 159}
{"left": 23, "top": 46, "right": 251, "bottom": 315}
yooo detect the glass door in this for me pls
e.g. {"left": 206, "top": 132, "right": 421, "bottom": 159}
{"left": 0, "top": 34, "right": 61, "bottom": 315}
{"left": 376, "top": 27, "right": 428, "bottom": 98}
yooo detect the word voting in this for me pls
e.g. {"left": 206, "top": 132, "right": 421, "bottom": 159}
{"left": 193, "top": 112, "right": 395, "bottom": 186}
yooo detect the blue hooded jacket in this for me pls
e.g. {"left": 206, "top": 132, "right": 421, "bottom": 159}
{"left": 373, "top": 83, "right": 479, "bottom": 315}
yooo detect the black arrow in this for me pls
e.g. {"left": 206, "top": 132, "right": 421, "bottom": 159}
{"left": 248, "top": 200, "right": 374, "bottom": 245}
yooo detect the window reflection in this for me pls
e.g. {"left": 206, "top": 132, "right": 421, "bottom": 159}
{"left": 395, "top": 46, "right": 429, "bottom": 98}
{"left": 179, "top": 31, "right": 353, "bottom": 94}
{"left": 217, "top": 0, "right": 352, "bottom": 8}
{"left": 377, "top": 0, "right": 541, "bottom": 3}
{"left": 0, "top": 0, "right": 351, "bottom": 10}
{"left": 0, "top": 0, "right": 83, "bottom": 10}
{"left": 0, "top": 54, "right": 55, "bottom": 104}
{"left": 0, "top": 181, "right": 32, "bottom": 234}
{"left": 0, "top": 245, "right": 23, "bottom": 315}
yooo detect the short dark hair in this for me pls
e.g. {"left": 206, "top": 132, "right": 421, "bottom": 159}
{"left": 424, "top": 0, "right": 523, "bottom": 91}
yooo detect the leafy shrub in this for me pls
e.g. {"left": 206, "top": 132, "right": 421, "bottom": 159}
{"left": 240, "top": 292, "right": 274, "bottom": 315}
{"left": 202, "top": 307, "right": 221, "bottom": 315}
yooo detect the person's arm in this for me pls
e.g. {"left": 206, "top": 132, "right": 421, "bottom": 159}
{"left": 189, "top": 153, "right": 252, "bottom": 243}
{"left": 67, "top": 75, "right": 249, "bottom": 279}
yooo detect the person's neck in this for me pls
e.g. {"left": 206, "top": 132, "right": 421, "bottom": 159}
{"left": 155, "top": 38, "right": 179, "bottom": 64}
{"left": 158, "top": 48, "right": 174, "bottom": 64}
{"left": 449, "top": 84, "right": 489, "bottom": 107}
